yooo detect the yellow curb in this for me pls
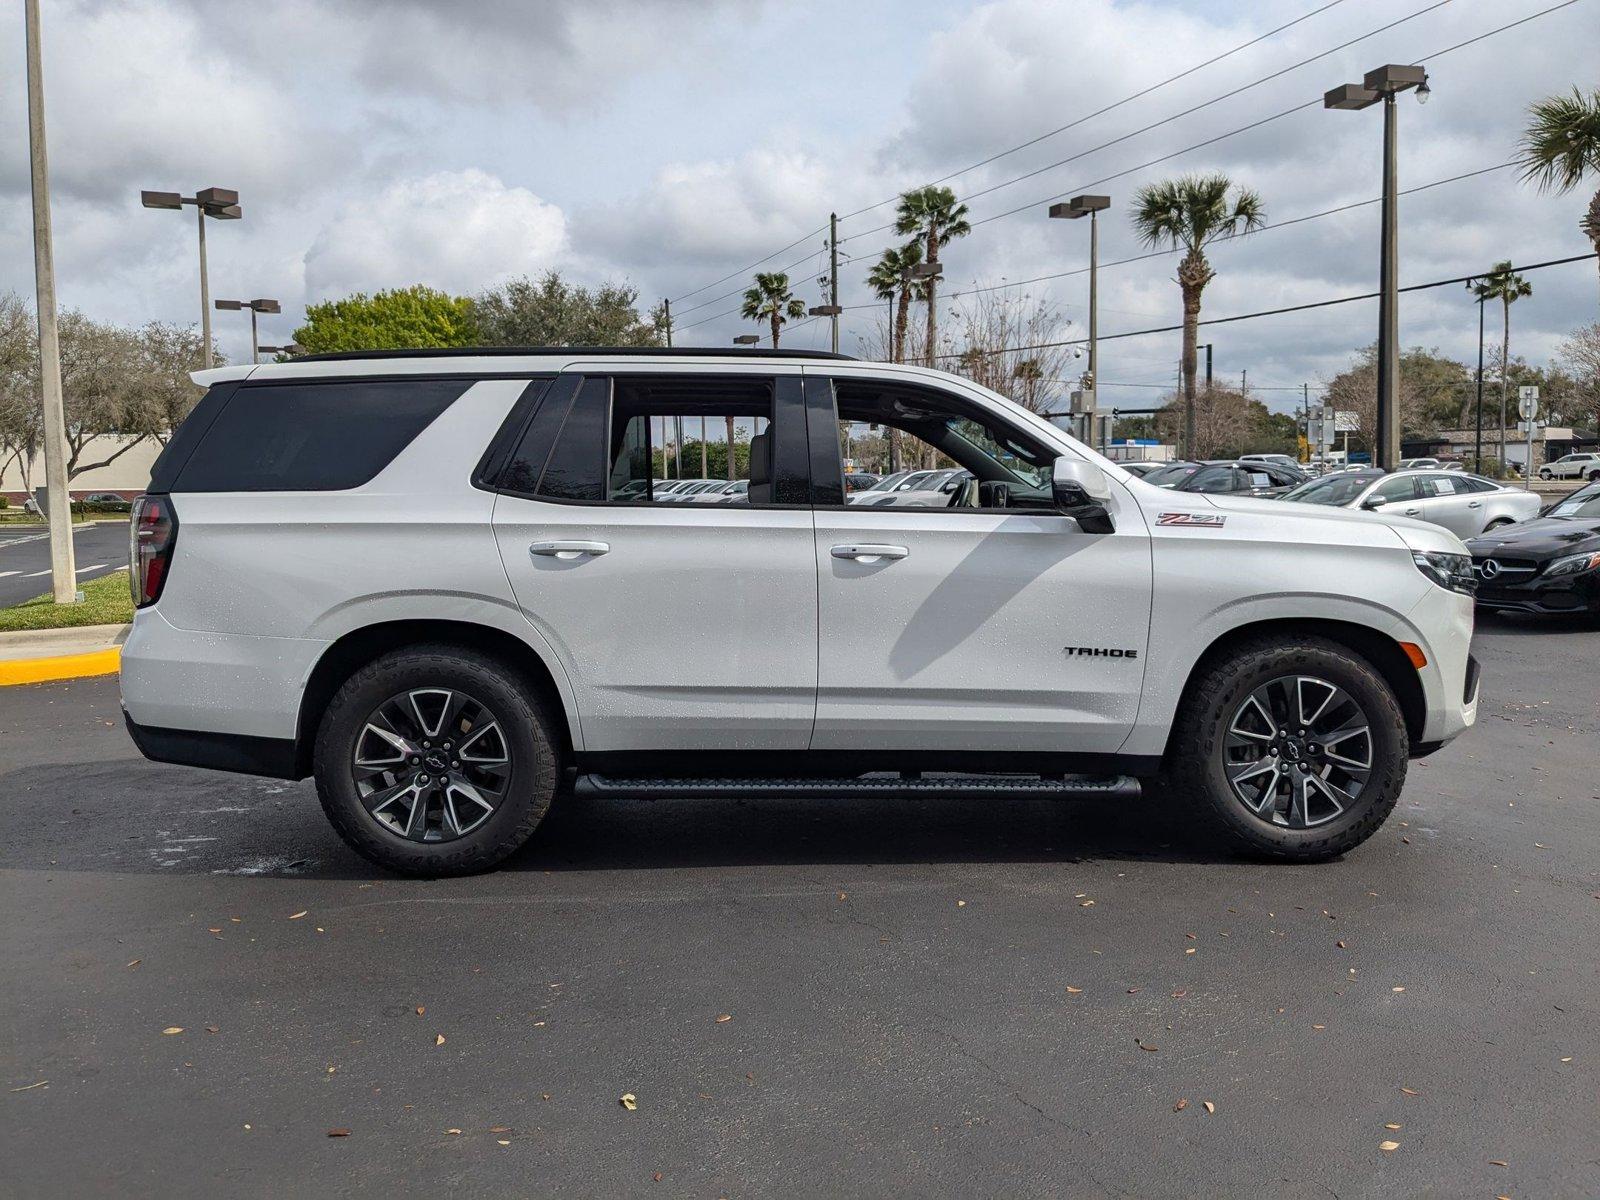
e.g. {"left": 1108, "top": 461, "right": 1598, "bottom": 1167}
{"left": 0, "top": 646, "right": 121, "bottom": 687}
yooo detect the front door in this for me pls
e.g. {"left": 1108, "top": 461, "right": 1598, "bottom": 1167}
{"left": 491, "top": 369, "right": 818, "bottom": 752}
{"left": 805, "top": 373, "right": 1152, "bottom": 755}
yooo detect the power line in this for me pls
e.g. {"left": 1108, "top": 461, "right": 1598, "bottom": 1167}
{"left": 929, "top": 251, "right": 1599, "bottom": 361}
{"left": 834, "top": 0, "right": 1350, "bottom": 223}
{"left": 840, "top": 0, "right": 1454, "bottom": 242}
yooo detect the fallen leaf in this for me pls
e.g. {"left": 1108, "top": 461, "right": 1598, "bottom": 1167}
{"left": 1400, "top": 1087, "right": 1419, "bottom": 1096}
{"left": 415, "top": 1006, "right": 425, "bottom": 1016}
{"left": 1489, "top": 1160, "right": 1508, "bottom": 1167}
{"left": 1312, "top": 1025, "right": 1326, "bottom": 1031}
{"left": 1065, "top": 986, "right": 1083, "bottom": 995}
{"left": 434, "top": 1034, "right": 446, "bottom": 1046}
{"left": 208, "top": 927, "right": 222, "bottom": 934}
{"left": 1392, "top": 986, "right": 1406, "bottom": 993}
{"left": 289, "top": 911, "right": 308, "bottom": 920}
{"left": 488, "top": 1126, "right": 511, "bottom": 1133}
{"left": 956, "top": 900, "right": 967, "bottom": 907}
{"left": 162, "top": 1027, "right": 184, "bottom": 1036}
{"left": 205, "top": 1026, "right": 219, "bottom": 1034}
{"left": 1136, "top": 1039, "right": 1159, "bottom": 1052}
{"left": 1127, "top": 987, "right": 1141, "bottom": 994}
{"left": 1079, "top": 900, "right": 1095, "bottom": 907}
{"left": 9, "top": 1081, "right": 47, "bottom": 1092}
{"left": 328, "top": 1128, "right": 351, "bottom": 1138}
{"left": 1379, "top": 1140, "right": 1400, "bottom": 1152}
{"left": 653, "top": 1172, "right": 663, "bottom": 1183}
{"left": 1173, "top": 1098, "right": 1188, "bottom": 1111}
{"left": 1336, "top": 940, "right": 1346, "bottom": 949}
{"left": 497, "top": 1139, "right": 510, "bottom": 1147}
{"left": 1171, "top": 989, "right": 1188, "bottom": 998}
{"left": 1385, "top": 1123, "right": 1402, "bottom": 1130}
{"left": 446, "top": 1129, "right": 462, "bottom": 1136}
{"left": 1203, "top": 1101, "right": 1215, "bottom": 1114}
{"left": 715, "top": 1014, "right": 732, "bottom": 1023}
{"left": 620, "top": 1093, "right": 638, "bottom": 1111}
{"left": 126, "top": 960, "right": 140, "bottom": 968}
{"left": 1185, "top": 948, "right": 1196, "bottom": 956}
{"left": 837, "top": 892, "right": 846, "bottom": 901}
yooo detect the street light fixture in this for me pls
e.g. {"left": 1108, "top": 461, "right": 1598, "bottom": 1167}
{"left": 258, "top": 343, "right": 303, "bottom": 358}
{"left": 140, "top": 186, "right": 242, "bottom": 369}
{"left": 214, "top": 297, "right": 280, "bottom": 364}
{"left": 732, "top": 334, "right": 761, "bottom": 345}
{"left": 1324, "top": 64, "right": 1428, "bottom": 470}
{"left": 1048, "top": 194, "right": 1111, "bottom": 422}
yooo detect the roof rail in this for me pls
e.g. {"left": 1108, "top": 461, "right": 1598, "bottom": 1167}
{"left": 291, "top": 346, "right": 857, "bottom": 363}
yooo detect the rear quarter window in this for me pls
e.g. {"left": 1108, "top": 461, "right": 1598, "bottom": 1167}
{"left": 171, "top": 378, "right": 470, "bottom": 491}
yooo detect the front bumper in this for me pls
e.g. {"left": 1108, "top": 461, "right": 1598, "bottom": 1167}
{"left": 1472, "top": 572, "right": 1600, "bottom": 615}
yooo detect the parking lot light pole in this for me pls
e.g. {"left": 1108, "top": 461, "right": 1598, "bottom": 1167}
{"left": 214, "top": 298, "right": 280, "bottom": 364}
{"left": 1048, "top": 195, "right": 1111, "bottom": 410}
{"left": 1466, "top": 278, "right": 1487, "bottom": 472}
{"left": 141, "top": 188, "right": 242, "bottom": 369}
{"left": 1325, "top": 64, "right": 1428, "bottom": 471}
{"left": 24, "top": 0, "right": 76, "bottom": 602}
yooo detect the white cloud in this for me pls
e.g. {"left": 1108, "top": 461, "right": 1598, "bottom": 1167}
{"left": 303, "top": 169, "right": 568, "bottom": 300}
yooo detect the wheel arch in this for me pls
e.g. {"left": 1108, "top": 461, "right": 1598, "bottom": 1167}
{"left": 1163, "top": 617, "right": 1427, "bottom": 760}
{"left": 294, "top": 619, "right": 577, "bottom": 777}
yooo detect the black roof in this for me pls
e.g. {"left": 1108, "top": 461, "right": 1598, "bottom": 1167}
{"left": 291, "top": 346, "right": 856, "bottom": 364}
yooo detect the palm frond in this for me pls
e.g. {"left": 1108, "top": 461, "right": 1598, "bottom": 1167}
{"left": 1516, "top": 87, "right": 1600, "bottom": 194}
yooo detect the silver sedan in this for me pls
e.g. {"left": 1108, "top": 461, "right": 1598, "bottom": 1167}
{"left": 1280, "top": 469, "right": 1541, "bottom": 537}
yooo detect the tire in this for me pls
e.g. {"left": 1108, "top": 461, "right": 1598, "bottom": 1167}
{"left": 1538, "top": 469, "right": 1552, "bottom": 480}
{"left": 314, "top": 644, "right": 560, "bottom": 876}
{"left": 1165, "top": 635, "right": 1408, "bottom": 862}
{"left": 1588, "top": 469, "right": 1600, "bottom": 482}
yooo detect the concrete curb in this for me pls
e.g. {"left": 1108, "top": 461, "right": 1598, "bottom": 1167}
{"left": 0, "top": 623, "right": 129, "bottom": 686}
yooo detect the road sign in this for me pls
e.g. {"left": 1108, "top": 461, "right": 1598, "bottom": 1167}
{"left": 1517, "top": 385, "right": 1539, "bottom": 421}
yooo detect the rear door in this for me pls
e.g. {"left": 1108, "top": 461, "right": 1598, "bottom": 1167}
{"left": 1415, "top": 472, "right": 1480, "bottom": 535}
{"left": 490, "top": 367, "right": 818, "bottom": 753}
{"left": 805, "top": 371, "right": 1152, "bottom": 755}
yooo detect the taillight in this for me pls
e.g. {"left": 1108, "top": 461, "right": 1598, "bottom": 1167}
{"left": 129, "top": 495, "right": 178, "bottom": 607}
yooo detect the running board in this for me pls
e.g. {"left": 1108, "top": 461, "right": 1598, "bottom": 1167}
{"left": 571, "top": 773, "right": 1142, "bottom": 801}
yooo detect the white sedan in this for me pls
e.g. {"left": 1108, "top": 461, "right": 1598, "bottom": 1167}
{"left": 1280, "top": 469, "right": 1541, "bottom": 537}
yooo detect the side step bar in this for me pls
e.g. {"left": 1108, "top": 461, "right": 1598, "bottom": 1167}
{"left": 571, "top": 773, "right": 1142, "bottom": 801}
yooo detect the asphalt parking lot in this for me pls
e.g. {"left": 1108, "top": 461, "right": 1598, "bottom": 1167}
{"left": 0, "top": 522, "right": 129, "bottom": 607}
{"left": 2, "top": 614, "right": 1596, "bottom": 1199}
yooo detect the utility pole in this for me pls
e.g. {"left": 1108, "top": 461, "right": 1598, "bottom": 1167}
{"left": 1241, "top": 369, "right": 1247, "bottom": 397}
{"left": 1472, "top": 286, "right": 1485, "bottom": 472}
{"left": 25, "top": 0, "right": 77, "bottom": 603}
{"left": 1204, "top": 343, "right": 1213, "bottom": 390}
{"left": 663, "top": 298, "right": 672, "bottom": 347}
{"left": 830, "top": 212, "right": 839, "bottom": 355}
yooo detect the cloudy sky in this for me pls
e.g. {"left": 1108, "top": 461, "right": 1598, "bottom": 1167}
{"left": 2, "top": 0, "right": 1596, "bottom": 414}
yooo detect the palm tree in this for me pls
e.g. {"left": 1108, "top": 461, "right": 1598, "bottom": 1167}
{"left": 740, "top": 272, "right": 806, "bottom": 347}
{"left": 1472, "top": 262, "right": 1533, "bottom": 468}
{"left": 865, "top": 241, "right": 925, "bottom": 364}
{"left": 1516, "top": 87, "right": 1600, "bottom": 302}
{"left": 894, "top": 186, "right": 971, "bottom": 366}
{"left": 1130, "top": 173, "right": 1265, "bottom": 456}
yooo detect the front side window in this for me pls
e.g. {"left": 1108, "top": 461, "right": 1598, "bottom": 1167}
{"left": 825, "top": 379, "right": 1056, "bottom": 511}
{"left": 1371, "top": 476, "right": 1418, "bottom": 503}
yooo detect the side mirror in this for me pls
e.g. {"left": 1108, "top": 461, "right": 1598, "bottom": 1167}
{"left": 1362, "top": 494, "right": 1388, "bottom": 510}
{"left": 1052, "top": 457, "right": 1115, "bottom": 534}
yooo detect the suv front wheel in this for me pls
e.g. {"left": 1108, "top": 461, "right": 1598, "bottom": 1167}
{"left": 1165, "top": 636, "right": 1408, "bottom": 861}
{"left": 314, "top": 644, "right": 560, "bottom": 876}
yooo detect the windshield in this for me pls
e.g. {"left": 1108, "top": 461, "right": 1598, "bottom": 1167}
{"left": 1548, "top": 495, "right": 1600, "bottom": 519}
{"left": 1282, "top": 474, "right": 1378, "bottom": 505}
{"left": 861, "top": 471, "right": 909, "bottom": 492}
{"left": 1143, "top": 463, "right": 1200, "bottom": 487}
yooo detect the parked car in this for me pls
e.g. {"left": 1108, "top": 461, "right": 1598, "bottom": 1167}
{"left": 1397, "top": 458, "right": 1441, "bottom": 471}
{"left": 122, "top": 347, "right": 1479, "bottom": 875}
{"left": 1239, "top": 453, "right": 1303, "bottom": 471}
{"left": 843, "top": 472, "right": 880, "bottom": 493}
{"left": 1280, "top": 469, "right": 1541, "bottom": 537}
{"left": 1466, "top": 484, "right": 1600, "bottom": 619}
{"left": 1149, "top": 459, "right": 1306, "bottom": 498}
{"left": 81, "top": 491, "right": 133, "bottom": 512}
{"left": 1538, "top": 452, "right": 1600, "bottom": 481}
{"left": 687, "top": 480, "right": 743, "bottom": 502}
{"left": 846, "top": 469, "right": 928, "bottom": 503}
{"left": 1115, "top": 460, "right": 1167, "bottom": 478}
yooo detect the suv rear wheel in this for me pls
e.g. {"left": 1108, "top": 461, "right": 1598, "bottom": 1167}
{"left": 1165, "top": 635, "right": 1408, "bottom": 861}
{"left": 314, "top": 644, "right": 560, "bottom": 876}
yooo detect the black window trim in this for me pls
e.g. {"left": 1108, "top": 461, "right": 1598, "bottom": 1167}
{"left": 485, "top": 370, "right": 814, "bottom": 511}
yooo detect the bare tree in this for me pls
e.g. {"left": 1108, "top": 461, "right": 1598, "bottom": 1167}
{"left": 1557, "top": 321, "right": 1600, "bottom": 432}
{"left": 939, "top": 289, "right": 1076, "bottom": 413}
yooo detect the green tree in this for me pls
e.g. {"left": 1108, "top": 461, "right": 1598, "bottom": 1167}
{"left": 894, "top": 186, "right": 971, "bottom": 366}
{"left": 1516, "top": 87, "right": 1600, "bottom": 301}
{"left": 739, "top": 272, "right": 806, "bottom": 347}
{"left": 293, "top": 285, "right": 477, "bottom": 353}
{"left": 475, "top": 272, "right": 661, "bottom": 347}
{"left": 865, "top": 241, "right": 925, "bottom": 364}
{"left": 1130, "top": 173, "right": 1265, "bottom": 456}
{"left": 1472, "top": 262, "right": 1533, "bottom": 463}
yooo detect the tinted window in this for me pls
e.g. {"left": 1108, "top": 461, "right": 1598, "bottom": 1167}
{"left": 1183, "top": 465, "right": 1240, "bottom": 493}
{"left": 538, "top": 377, "right": 610, "bottom": 501}
{"left": 1372, "top": 476, "right": 1418, "bottom": 502}
{"left": 173, "top": 378, "right": 468, "bottom": 491}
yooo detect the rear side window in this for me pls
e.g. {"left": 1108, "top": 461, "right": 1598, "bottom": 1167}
{"left": 172, "top": 378, "right": 469, "bottom": 492}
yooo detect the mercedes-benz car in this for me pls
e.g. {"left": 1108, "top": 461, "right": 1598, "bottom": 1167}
{"left": 1466, "top": 482, "right": 1600, "bottom": 619}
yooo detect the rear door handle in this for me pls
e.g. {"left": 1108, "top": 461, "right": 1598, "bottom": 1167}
{"left": 831, "top": 544, "right": 909, "bottom": 563}
{"left": 1402, "top": 508, "right": 1421, "bottom": 516}
{"left": 1467, "top": 501, "right": 1482, "bottom": 508}
{"left": 530, "top": 540, "right": 609, "bottom": 560}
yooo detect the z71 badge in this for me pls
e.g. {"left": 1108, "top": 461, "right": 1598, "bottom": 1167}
{"left": 1157, "top": 512, "right": 1227, "bottom": 527}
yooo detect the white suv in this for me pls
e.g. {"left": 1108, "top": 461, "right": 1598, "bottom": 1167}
{"left": 121, "top": 349, "right": 1479, "bottom": 875}
{"left": 1539, "top": 452, "right": 1600, "bottom": 481}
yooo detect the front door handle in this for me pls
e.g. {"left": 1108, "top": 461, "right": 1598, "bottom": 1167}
{"left": 530, "top": 540, "right": 609, "bottom": 560}
{"left": 1467, "top": 501, "right": 1482, "bottom": 508}
{"left": 1402, "top": 508, "right": 1421, "bottom": 516}
{"left": 831, "top": 544, "right": 909, "bottom": 563}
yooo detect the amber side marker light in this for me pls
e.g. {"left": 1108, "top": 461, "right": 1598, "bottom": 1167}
{"left": 1399, "top": 642, "right": 1428, "bottom": 669}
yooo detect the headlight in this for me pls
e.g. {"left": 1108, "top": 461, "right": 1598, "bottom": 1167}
{"left": 1412, "top": 551, "right": 1477, "bottom": 595}
{"left": 1545, "top": 550, "right": 1600, "bottom": 577}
